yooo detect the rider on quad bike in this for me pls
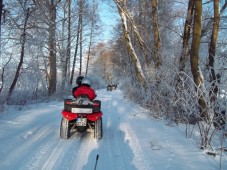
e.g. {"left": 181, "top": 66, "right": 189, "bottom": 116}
{"left": 74, "top": 77, "right": 97, "bottom": 101}
{"left": 60, "top": 77, "right": 103, "bottom": 140}
{"left": 72, "top": 76, "right": 84, "bottom": 98}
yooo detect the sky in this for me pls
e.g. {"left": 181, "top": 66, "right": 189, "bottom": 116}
{"left": 98, "top": 2, "right": 119, "bottom": 42}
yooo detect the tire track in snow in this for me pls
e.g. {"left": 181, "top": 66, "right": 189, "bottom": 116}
{"left": 26, "top": 124, "right": 96, "bottom": 170}
{"left": 40, "top": 139, "right": 70, "bottom": 170}
{"left": 106, "top": 90, "right": 151, "bottom": 169}
{"left": 120, "top": 123, "right": 152, "bottom": 170}
{"left": 25, "top": 131, "right": 60, "bottom": 170}
{"left": 23, "top": 121, "right": 61, "bottom": 170}
{"left": 71, "top": 132, "right": 97, "bottom": 170}
{"left": 1, "top": 120, "right": 58, "bottom": 169}
{"left": 99, "top": 90, "right": 134, "bottom": 170}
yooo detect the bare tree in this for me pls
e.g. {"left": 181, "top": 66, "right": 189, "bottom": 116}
{"left": 190, "top": 0, "right": 209, "bottom": 119}
{"left": 0, "top": 0, "right": 3, "bottom": 48}
{"left": 48, "top": 0, "right": 57, "bottom": 95}
{"left": 59, "top": 1, "right": 67, "bottom": 89}
{"left": 60, "top": 0, "right": 71, "bottom": 89}
{"left": 179, "top": 0, "right": 194, "bottom": 72}
{"left": 114, "top": 0, "right": 147, "bottom": 88}
{"left": 208, "top": 0, "right": 220, "bottom": 103}
{"left": 65, "top": 0, "right": 71, "bottom": 82}
{"left": 70, "top": 0, "right": 82, "bottom": 84}
{"left": 0, "top": 54, "right": 11, "bottom": 94}
{"left": 151, "top": 0, "right": 161, "bottom": 68}
{"left": 79, "top": 0, "right": 83, "bottom": 76}
{"left": 85, "top": 0, "right": 98, "bottom": 76}
{"left": 7, "top": 8, "right": 31, "bottom": 100}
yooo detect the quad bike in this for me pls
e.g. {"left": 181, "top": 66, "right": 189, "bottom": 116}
{"left": 60, "top": 95, "right": 103, "bottom": 140}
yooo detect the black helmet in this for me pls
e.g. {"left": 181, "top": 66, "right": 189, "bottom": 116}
{"left": 81, "top": 77, "right": 91, "bottom": 86}
{"left": 76, "top": 76, "right": 84, "bottom": 86}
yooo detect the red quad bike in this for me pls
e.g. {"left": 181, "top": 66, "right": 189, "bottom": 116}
{"left": 60, "top": 95, "right": 103, "bottom": 140}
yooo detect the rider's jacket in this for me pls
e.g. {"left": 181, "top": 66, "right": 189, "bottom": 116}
{"left": 74, "top": 85, "right": 97, "bottom": 101}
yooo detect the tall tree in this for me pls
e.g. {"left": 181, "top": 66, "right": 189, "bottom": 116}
{"left": 208, "top": 0, "right": 220, "bottom": 103}
{"left": 70, "top": 19, "right": 80, "bottom": 84}
{"left": 48, "top": 0, "right": 57, "bottom": 95}
{"left": 79, "top": 0, "right": 83, "bottom": 76}
{"left": 0, "top": 0, "right": 3, "bottom": 57}
{"left": 114, "top": 0, "right": 147, "bottom": 88}
{"left": 190, "top": 0, "right": 208, "bottom": 119}
{"left": 0, "top": 0, "right": 2, "bottom": 27}
{"left": 66, "top": 0, "right": 71, "bottom": 80}
{"left": 179, "top": 0, "right": 194, "bottom": 72}
{"left": 60, "top": 0, "right": 71, "bottom": 89}
{"left": 8, "top": 8, "right": 31, "bottom": 100}
{"left": 59, "top": 1, "right": 67, "bottom": 89}
{"left": 151, "top": 0, "right": 161, "bottom": 68}
{"left": 85, "top": 0, "right": 96, "bottom": 76}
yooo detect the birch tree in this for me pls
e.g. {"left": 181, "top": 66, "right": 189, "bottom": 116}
{"left": 114, "top": 0, "right": 147, "bottom": 88}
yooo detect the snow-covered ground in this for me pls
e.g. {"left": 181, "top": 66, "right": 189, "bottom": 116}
{"left": 0, "top": 89, "right": 226, "bottom": 170}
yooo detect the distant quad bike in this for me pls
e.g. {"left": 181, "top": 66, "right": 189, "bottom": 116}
{"left": 60, "top": 95, "right": 103, "bottom": 140}
{"left": 107, "top": 84, "right": 112, "bottom": 91}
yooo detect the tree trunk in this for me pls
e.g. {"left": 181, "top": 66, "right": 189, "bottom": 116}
{"left": 48, "top": 0, "right": 57, "bottom": 95}
{"left": 0, "top": 0, "right": 2, "bottom": 25}
{"left": 179, "top": 0, "right": 194, "bottom": 72}
{"left": 0, "top": 54, "right": 11, "bottom": 94}
{"left": 70, "top": 18, "right": 80, "bottom": 84}
{"left": 7, "top": 8, "right": 30, "bottom": 100}
{"left": 151, "top": 0, "right": 161, "bottom": 68}
{"left": 60, "top": 2, "right": 66, "bottom": 89}
{"left": 85, "top": 0, "right": 95, "bottom": 76}
{"left": 138, "top": 0, "right": 143, "bottom": 25}
{"left": 0, "top": 0, "right": 3, "bottom": 57}
{"left": 116, "top": 0, "right": 151, "bottom": 66}
{"left": 190, "top": 0, "right": 208, "bottom": 119}
{"left": 208, "top": 0, "right": 220, "bottom": 103}
{"left": 79, "top": 0, "right": 83, "bottom": 76}
{"left": 65, "top": 0, "right": 71, "bottom": 81}
{"left": 201, "top": 1, "right": 227, "bottom": 37}
{"left": 114, "top": 0, "right": 147, "bottom": 88}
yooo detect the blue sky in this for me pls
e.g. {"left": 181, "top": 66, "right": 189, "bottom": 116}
{"left": 99, "top": 2, "right": 119, "bottom": 41}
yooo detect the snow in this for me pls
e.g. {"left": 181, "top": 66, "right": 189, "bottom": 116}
{"left": 0, "top": 89, "right": 226, "bottom": 170}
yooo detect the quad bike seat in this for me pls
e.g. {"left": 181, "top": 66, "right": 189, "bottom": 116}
{"left": 64, "top": 95, "right": 101, "bottom": 113}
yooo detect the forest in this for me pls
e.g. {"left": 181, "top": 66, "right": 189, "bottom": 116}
{"left": 0, "top": 0, "right": 227, "bottom": 152}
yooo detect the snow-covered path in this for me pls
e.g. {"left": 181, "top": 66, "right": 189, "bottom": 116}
{"left": 0, "top": 89, "right": 225, "bottom": 170}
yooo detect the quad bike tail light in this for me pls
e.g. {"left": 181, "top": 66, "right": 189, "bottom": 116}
{"left": 93, "top": 103, "right": 99, "bottom": 106}
{"left": 65, "top": 101, "right": 73, "bottom": 105}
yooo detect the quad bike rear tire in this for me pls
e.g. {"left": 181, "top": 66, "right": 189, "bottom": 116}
{"left": 60, "top": 117, "right": 70, "bottom": 139}
{"left": 94, "top": 118, "right": 103, "bottom": 140}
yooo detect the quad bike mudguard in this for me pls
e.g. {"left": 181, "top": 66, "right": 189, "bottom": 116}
{"left": 62, "top": 110, "right": 103, "bottom": 121}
